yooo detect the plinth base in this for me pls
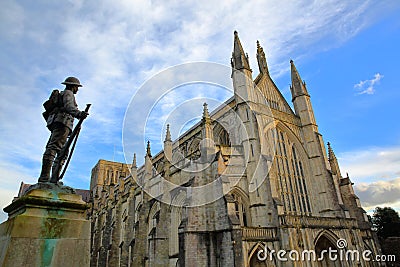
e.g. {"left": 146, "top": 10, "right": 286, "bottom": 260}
{"left": 0, "top": 183, "right": 90, "bottom": 267}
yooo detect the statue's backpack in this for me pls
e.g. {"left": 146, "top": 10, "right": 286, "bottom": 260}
{"left": 42, "top": 89, "right": 63, "bottom": 121}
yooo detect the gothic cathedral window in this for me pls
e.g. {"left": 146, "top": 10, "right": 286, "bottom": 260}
{"left": 233, "top": 193, "right": 249, "bottom": 227}
{"left": 273, "top": 129, "right": 311, "bottom": 215}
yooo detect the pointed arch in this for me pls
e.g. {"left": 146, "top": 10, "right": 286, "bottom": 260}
{"left": 248, "top": 242, "right": 276, "bottom": 267}
{"left": 229, "top": 186, "right": 250, "bottom": 205}
{"left": 148, "top": 201, "right": 160, "bottom": 235}
{"left": 213, "top": 122, "right": 231, "bottom": 147}
{"left": 171, "top": 189, "right": 187, "bottom": 207}
{"left": 133, "top": 193, "right": 143, "bottom": 226}
{"left": 171, "top": 150, "right": 186, "bottom": 166}
{"left": 187, "top": 137, "right": 201, "bottom": 158}
{"left": 229, "top": 186, "right": 250, "bottom": 227}
{"left": 314, "top": 231, "right": 343, "bottom": 267}
{"left": 170, "top": 190, "right": 186, "bottom": 257}
{"left": 314, "top": 230, "right": 340, "bottom": 247}
{"left": 147, "top": 201, "right": 161, "bottom": 264}
{"left": 362, "top": 240, "right": 377, "bottom": 267}
{"left": 261, "top": 120, "right": 308, "bottom": 160}
{"left": 275, "top": 121, "right": 308, "bottom": 157}
{"left": 156, "top": 161, "right": 164, "bottom": 175}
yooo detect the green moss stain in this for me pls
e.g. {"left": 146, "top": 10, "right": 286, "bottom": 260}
{"left": 41, "top": 239, "right": 57, "bottom": 267}
{"left": 41, "top": 217, "right": 65, "bottom": 238}
{"left": 39, "top": 207, "right": 66, "bottom": 266}
{"left": 52, "top": 191, "right": 58, "bottom": 201}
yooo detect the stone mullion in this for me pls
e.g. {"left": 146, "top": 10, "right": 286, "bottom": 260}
{"left": 293, "top": 153, "right": 307, "bottom": 214}
{"left": 279, "top": 150, "right": 291, "bottom": 212}
{"left": 286, "top": 144, "right": 300, "bottom": 215}
{"left": 97, "top": 210, "right": 106, "bottom": 267}
{"left": 90, "top": 214, "right": 100, "bottom": 267}
{"left": 108, "top": 203, "right": 121, "bottom": 267}
{"left": 281, "top": 134, "right": 297, "bottom": 214}
{"left": 119, "top": 199, "right": 130, "bottom": 267}
{"left": 124, "top": 190, "right": 136, "bottom": 267}
{"left": 132, "top": 192, "right": 150, "bottom": 266}
{"left": 109, "top": 197, "right": 121, "bottom": 266}
{"left": 276, "top": 155, "right": 287, "bottom": 212}
{"left": 293, "top": 158, "right": 305, "bottom": 213}
{"left": 292, "top": 145, "right": 307, "bottom": 215}
{"left": 99, "top": 207, "right": 113, "bottom": 267}
{"left": 291, "top": 157, "right": 303, "bottom": 214}
{"left": 284, "top": 155, "right": 297, "bottom": 213}
{"left": 298, "top": 161, "right": 312, "bottom": 213}
{"left": 153, "top": 202, "right": 170, "bottom": 267}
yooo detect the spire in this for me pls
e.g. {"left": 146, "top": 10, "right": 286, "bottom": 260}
{"left": 131, "top": 153, "right": 138, "bottom": 182}
{"left": 231, "top": 31, "right": 251, "bottom": 71}
{"left": 146, "top": 141, "right": 151, "bottom": 157}
{"left": 327, "top": 142, "right": 342, "bottom": 177}
{"left": 132, "top": 153, "right": 137, "bottom": 168}
{"left": 290, "top": 60, "right": 309, "bottom": 99}
{"left": 165, "top": 124, "right": 172, "bottom": 142}
{"left": 256, "top": 40, "right": 269, "bottom": 75}
{"left": 289, "top": 59, "right": 317, "bottom": 126}
{"left": 164, "top": 124, "right": 172, "bottom": 162}
{"left": 202, "top": 102, "right": 211, "bottom": 124}
{"left": 327, "top": 142, "right": 334, "bottom": 161}
{"left": 201, "top": 103, "right": 214, "bottom": 159}
{"left": 145, "top": 141, "right": 153, "bottom": 180}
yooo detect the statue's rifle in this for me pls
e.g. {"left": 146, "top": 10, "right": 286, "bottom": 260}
{"left": 51, "top": 104, "right": 91, "bottom": 183}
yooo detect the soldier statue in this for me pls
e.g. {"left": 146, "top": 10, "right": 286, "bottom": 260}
{"left": 38, "top": 77, "right": 89, "bottom": 183}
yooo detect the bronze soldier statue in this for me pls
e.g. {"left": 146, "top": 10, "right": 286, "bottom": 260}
{"left": 38, "top": 77, "right": 89, "bottom": 183}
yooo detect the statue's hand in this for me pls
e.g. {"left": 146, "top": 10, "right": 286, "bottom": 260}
{"left": 79, "top": 110, "right": 89, "bottom": 119}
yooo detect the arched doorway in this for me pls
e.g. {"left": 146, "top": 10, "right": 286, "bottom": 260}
{"left": 248, "top": 244, "right": 276, "bottom": 267}
{"left": 315, "top": 235, "right": 343, "bottom": 267}
{"left": 249, "top": 255, "right": 267, "bottom": 267}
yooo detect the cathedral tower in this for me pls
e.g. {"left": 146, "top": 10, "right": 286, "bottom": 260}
{"left": 290, "top": 60, "right": 342, "bottom": 216}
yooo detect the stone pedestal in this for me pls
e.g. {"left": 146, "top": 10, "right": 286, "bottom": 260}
{"left": 0, "top": 183, "right": 90, "bottom": 267}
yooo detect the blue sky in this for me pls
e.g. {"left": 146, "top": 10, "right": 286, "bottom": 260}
{"left": 1, "top": 0, "right": 400, "bottom": 221}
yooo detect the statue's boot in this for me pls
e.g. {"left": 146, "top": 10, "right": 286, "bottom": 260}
{"left": 49, "top": 158, "right": 65, "bottom": 184}
{"left": 38, "top": 153, "right": 55, "bottom": 183}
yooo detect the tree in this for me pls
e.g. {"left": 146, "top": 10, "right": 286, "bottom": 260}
{"left": 372, "top": 207, "right": 400, "bottom": 239}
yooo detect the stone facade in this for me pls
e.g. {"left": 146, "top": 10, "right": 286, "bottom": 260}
{"left": 89, "top": 32, "right": 381, "bottom": 266}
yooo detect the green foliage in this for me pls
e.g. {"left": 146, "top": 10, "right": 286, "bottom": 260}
{"left": 372, "top": 207, "right": 400, "bottom": 239}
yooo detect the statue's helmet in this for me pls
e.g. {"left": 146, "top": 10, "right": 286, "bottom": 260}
{"left": 61, "top": 77, "right": 82, "bottom": 87}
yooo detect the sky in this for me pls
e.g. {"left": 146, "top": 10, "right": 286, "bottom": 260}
{"left": 0, "top": 0, "right": 400, "bottom": 222}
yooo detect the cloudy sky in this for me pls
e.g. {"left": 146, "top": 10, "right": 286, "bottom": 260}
{"left": 1, "top": 0, "right": 400, "bottom": 222}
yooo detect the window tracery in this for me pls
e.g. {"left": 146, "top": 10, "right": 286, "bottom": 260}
{"left": 231, "top": 191, "right": 249, "bottom": 227}
{"left": 272, "top": 129, "right": 311, "bottom": 214}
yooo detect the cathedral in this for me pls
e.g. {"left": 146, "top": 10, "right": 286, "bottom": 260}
{"left": 89, "top": 32, "right": 381, "bottom": 266}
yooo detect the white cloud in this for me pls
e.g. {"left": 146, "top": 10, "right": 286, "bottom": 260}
{"left": 354, "top": 73, "right": 384, "bottom": 95}
{"left": 0, "top": 188, "right": 17, "bottom": 222}
{"left": 338, "top": 146, "right": 400, "bottom": 182}
{"left": 354, "top": 178, "right": 400, "bottom": 212}
{"left": 338, "top": 146, "right": 400, "bottom": 212}
{"left": 0, "top": 161, "right": 37, "bottom": 222}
